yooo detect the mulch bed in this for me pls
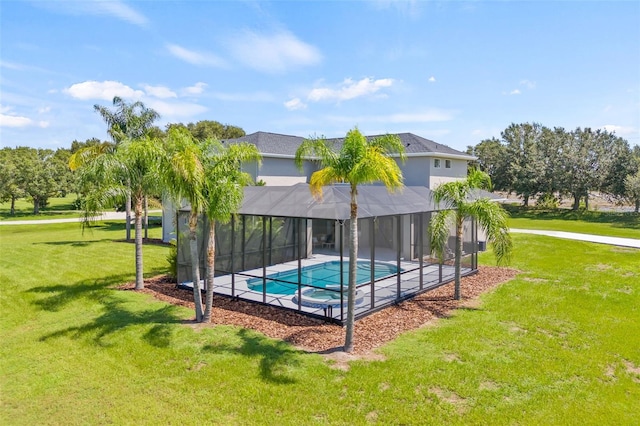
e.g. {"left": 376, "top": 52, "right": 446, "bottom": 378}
{"left": 118, "top": 266, "right": 519, "bottom": 355}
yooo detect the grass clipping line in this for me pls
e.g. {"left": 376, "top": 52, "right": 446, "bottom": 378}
{"left": 119, "top": 266, "right": 519, "bottom": 355}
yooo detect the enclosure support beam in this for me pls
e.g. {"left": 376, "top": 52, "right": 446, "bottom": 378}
{"left": 297, "top": 217, "right": 302, "bottom": 311}
{"left": 231, "top": 214, "right": 235, "bottom": 296}
{"left": 419, "top": 213, "right": 424, "bottom": 290}
{"left": 339, "top": 220, "right": 345, "bottom": 322}
{"left": 396, "top": 215, "right": 402, "bottom": 300}
{"left": 241, "top": 215, "right": 246, "bottom": 271}
{"left": 262, "top": 216, "right": 267, "bottom": 304}
{"left": 370, "top": 217, "right": 376, "bottom": 309}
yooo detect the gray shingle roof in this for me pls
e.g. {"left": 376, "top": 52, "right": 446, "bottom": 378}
{"left": 222, "top": 131, "right": 471, "bottom": 158}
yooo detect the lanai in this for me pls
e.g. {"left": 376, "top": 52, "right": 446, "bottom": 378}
{"left": 176, "top": 183, "right": 479, "bottom": 324}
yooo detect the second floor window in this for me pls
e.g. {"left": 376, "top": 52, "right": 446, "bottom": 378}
{"left": 434, "top": 159, "right": 441, "bottom": 168}
{"left": 445, "top": 159, "right": 451, "bottom": 168}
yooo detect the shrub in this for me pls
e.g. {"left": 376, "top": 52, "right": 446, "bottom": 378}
{"left": 166, "top": 239, "right": 178, "bottom": 282}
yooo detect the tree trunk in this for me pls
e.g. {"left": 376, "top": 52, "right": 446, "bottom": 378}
{"left": 635, "top": 199, "right": 639, "bottom": 213}
{"left": 522, "top": 195, "right": 529, "bottom": 207}
{"left": 134, "top": 195, "right": 144, "bottom": 290}
{"left": 572, "top": 193, "right": 580, "bottom": 210}
{"left": 454, "top": 217, "right": 464, "bottom": 300}
{"left": 126, "top": 191, "right": 132, "bottom": 241}
{"left": 33, "top": 196, "right": 40, "bottom": 214}
{"left": 10, "top": 196, "right": 16, "bottom": 215}
{"left": 203, "top": 219, "right": 216, "bottom": 323}
{"left": 584, "top": 192, "right": 589, "bottom": 210}
{"left": 189, "top": 211, "right": 204, "bottom": 321}
{"left": 344, "top": 185, "right": 358, "bottom": 353}
{"left": 144, "top": 196, "right": 149, "bottom": 240}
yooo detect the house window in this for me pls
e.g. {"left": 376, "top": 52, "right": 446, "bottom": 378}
{"left": 445, "top": 159, "right": 451, "bottom": 169}
{"left": 434, "top": 159, "right": 441, "bottom": 168}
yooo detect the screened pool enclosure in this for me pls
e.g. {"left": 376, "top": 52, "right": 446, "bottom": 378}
{"left": 176, "top": 184, "right": 480, "bottom": 324}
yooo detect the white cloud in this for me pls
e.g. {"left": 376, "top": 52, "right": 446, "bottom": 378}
{"left": 0, "top": 113, "right": 33, "bottom": 128}
{"left": 601, "top": 125, "right": 638, "bottom": 137}
{"left": 95, "top": 1, "right": 148, "bottom": 27}
{"left": 228, "top": 30, "right": 322, "bottom": 73}
{"left": 428, "top": 76, "right": 436, "bottom": 83}
{"left": 308, "top": 77, "right": 394, "bottom": 102}
{"left": 182, "top": 82, "right": 208, "bottom": 95}
{"left": 520, "top": 79, "right": 536, "bottom": 89}
{"left": 166, "top": 44, "right": 227, "bottom": 68}
{"left": 38, "top": 106, "right": 51, "bottom": 114}
{"left": 40, "top": 1, "right": 148, "bottom": 27}
{"left": 284, "top": 98, "right": 307, "bottom": 111}
{"left": 373, "top": 0, "right": 422, "bottom": 19}
{"left": 143, "top": 85, "right": 177, "bottom": 99}
{"left": 509, "top": 89, "right": 521, "bottom": 95}
{"left": 65, "top": 80, "right": 144, "bottom": 101}
{"left": 0, "top": 105, "right": 50, "bottom": 128}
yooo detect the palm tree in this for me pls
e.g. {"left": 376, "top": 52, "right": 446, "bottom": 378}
{"left": 162, "top": 128, "right": 207, "bottom": 321}
{"left": 77, "top": 136, "right": 163, "bottom": 290}
{"left": 295, "top": 127, "right": 405, "bottom": 353}
{"left": 93, "top": 97, "right": 160, "bottom": 240}
{"left": 200, "top": 139, "right": 261, "bottom": 323}
{"left": 429, "top": 168, "right": 513, "bottom": 300}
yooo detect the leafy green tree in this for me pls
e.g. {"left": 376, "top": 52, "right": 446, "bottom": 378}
{"left": 466, "top": 138, "right": 509, "bottom": 191}
{"left": 77, "top": 136, "right": 163, "bottom": 289}
{"left": 0, "top": 148, "right": 24, "bottom": 215}
{"left": 166, "top": 120, "right": 245, "bottom": 142}
{"left": 536, "top": 127, "right": 567, "bottom": 202}
{"left": 429, "top": 169, "right": 512, "bottom": 300}
{"left": 560, "top": 128, "right": 615, "bottom": 210}
{"left": 13, "top": 147, "right": 59, "bottom": 214}
{"left": 601, "top": 136, "right": 637, "bottom": 201}
{"left": 625, "top": 171, "right": 640, "bottom": 213}
{"left": 502, "top": 123, "right": 545, "bottom": 206}
{"left": 200, "top": 140, "right": 261, "bottom": 323}
{"left": 295, "top": 127, "right": 405, "bottom": 353}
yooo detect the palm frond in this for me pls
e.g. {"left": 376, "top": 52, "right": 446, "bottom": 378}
{"left": 294, "top": 137, "right": 338, "bottom": 170}
{"left": 428, "top": 210, "right": 455, "bottom": 263}
{"left": 468, "top": 198, "right": 512, "bottom": 265}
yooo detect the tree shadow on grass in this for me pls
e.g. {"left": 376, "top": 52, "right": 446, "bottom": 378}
{"left": 28, "top": 268, "right": 169, "bottom": 312}
{"left": 39, "top": 299, "right": 181, "bottom": 348}
{"left": 202, "top": 328, "right": 301, "bottom": 385}
{"left": 30, "top": 274, "right": 182, "bottom": 348}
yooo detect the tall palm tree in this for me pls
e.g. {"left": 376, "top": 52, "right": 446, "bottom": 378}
{"left": 200, "top": 139, "right": 261, "bottom": 323}
{"left": 77, "top": 136, "right": 163, "bottom": 290}
{"left": 429, "top": 168, "right": 513, "bottom": 300}
{"left": 162, "top": 128, "right": 207, "bottom": 321}
{"left": 93, "top": 97, "right": 160, "bottom": 240}
{"left": 295, "top": 127, "right": 405, "bottom": 353}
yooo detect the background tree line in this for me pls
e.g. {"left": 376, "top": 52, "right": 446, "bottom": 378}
{"left": 0, "top": 120, "right": 246, "bottom": 215}
{"left": 467, "top": 123, "right": 640, "bottom": 212}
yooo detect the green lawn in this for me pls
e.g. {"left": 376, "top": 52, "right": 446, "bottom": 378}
{"left": 506, "top": 205, "right": 640, "bottom": 239}
{"left": 0, "top": 194, "right": 82, "bottom": 220}
{"left": 1, "top": 219, "right": 638, "bottom": 424}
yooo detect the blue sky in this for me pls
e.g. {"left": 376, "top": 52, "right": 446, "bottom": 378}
{"left": 1, "top": 0, "right": 639, "bottom": 152}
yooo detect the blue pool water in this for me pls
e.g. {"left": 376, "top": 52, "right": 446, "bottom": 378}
{"left": 247, "top": 260, "right": 401, "bottom": 295}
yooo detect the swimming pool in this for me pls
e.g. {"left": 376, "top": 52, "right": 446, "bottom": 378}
{"left": 246, "top": 260, "right": 401, "bottom": 295}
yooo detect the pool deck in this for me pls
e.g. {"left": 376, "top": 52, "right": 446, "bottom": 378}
{"left": 181, "top": 254, "right": 468, "bottom": 322}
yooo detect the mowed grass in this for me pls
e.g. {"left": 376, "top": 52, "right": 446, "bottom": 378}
{"left": 506, "top": 205, "right": 640, "bottom": 239}
{"left": 1, "top": 220, "right": 639, "bottom": 424}
{"left": 0, "top": 194, "right": 82, "bottom": 220}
